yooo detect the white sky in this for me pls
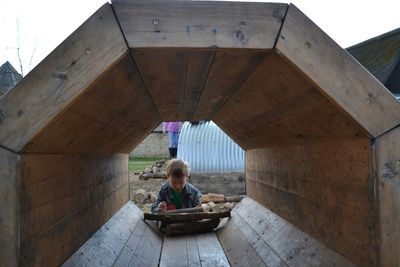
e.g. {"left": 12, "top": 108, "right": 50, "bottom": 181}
{"left": 1, "top": 0, "right": 399, "bottom": 76}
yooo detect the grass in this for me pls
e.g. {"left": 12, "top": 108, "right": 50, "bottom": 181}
{"left": 129, "top": 157, "right": 167, "bottom": 172}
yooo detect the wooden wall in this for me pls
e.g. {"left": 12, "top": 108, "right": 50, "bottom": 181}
{"left": 374, "top": 126, "right": 400, "bottom": 267}
{"left": 246, "top": 139, "right": 376, "bottom": 267}
{"left": 19, "top": 154, "right": 129, "bottom": 267}
{"left": 0, "top": 147, "right": 20, "bottom": 267}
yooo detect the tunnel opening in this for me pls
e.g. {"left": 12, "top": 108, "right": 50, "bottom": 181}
{"left": 1, "top": 1, "right": 400, "bottom": 267}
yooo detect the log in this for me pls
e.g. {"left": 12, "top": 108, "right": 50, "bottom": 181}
{"left": 202, "top": 193, "right": 225, "bottom": 203}
{"left": 163, "top": 219, "right": 220, "bottom": 236}
{"left": 143, "top": 210, "right": 231, "bottom": 223}
{"left": 133, "top": 189, "right": 146, "bottom": 203}
{"left": 208, "top": 202, "right": 217, "bottom": 211}
{"left": 201, "top": 203, "right": 211, "bottom": 212}
{"left": 146, "top": 192, "right": 157, "bottom": 203}
{"left": 162, "top": 207, "right": 204, "bottom": 214}
{"left": 225, "top": 195, "right": 245, "bottom": 202}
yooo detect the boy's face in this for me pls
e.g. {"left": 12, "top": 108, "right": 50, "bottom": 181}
{"left": 168, "top": 175, "right": 188, "bottom": 193}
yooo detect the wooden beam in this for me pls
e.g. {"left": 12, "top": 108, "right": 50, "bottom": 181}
{"left": 0, "top": 3, "right": 128, "bottom": 152}
{"left": 275, "top": 4, "right": 400, "bottom": 137}
{"left": 0, "top": 147, "right": 20, "bottom": 267}
{"left": 374, "top": 126, "right": 400, "bottom": 267}
{"left": 113, "top": 0, "right": 287, "bottom": 49}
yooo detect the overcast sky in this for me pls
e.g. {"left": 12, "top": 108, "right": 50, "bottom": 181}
{"left": 1, "top": 0, "right": 399, "bottom": 76}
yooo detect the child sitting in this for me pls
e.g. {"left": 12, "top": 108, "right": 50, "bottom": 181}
{"left": 151, "top": 159, "right": 201, "bottom": 213}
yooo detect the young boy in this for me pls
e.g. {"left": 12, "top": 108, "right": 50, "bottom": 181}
{"left": 151, "top": 159, "right": 201, "bottom": 213}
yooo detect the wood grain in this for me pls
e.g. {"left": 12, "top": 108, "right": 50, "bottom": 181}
{"left": 246, "top": 140, "right": 376, "bottom": 266}
{"left": 0, "top": 3, "right": 127, "bottom": 152}
{"left": 275, "top": 4, "right": 400, "bottom": 137}
{"left": 223, "top": 197, "right": 358, "bottom": 267}
{"left": 0, "top": 147, "right": 20, "bottom": 267}
{"left": 113, "top": 0, "right": 287, "bottom": 49}
{"left": 20, "top": 154, "right": 129, "bottom": 267}
{"left": 213, "top": 53, "right": 369, "bottom": 150}
{"left": 23, "top": 54, "right": 161, "bottom": 154}
{"left": 374, "top": 126, "right": 400, "bottom": 267}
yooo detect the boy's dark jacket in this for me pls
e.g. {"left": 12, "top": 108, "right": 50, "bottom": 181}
{"left": 151, "top": 182, "right": 201, "bottom": 213}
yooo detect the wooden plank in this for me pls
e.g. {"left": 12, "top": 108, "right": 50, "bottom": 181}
{"left": 62, "top": 201, "right": 142, "bottom": 267}
{"left": 229, "top": 210, "right": 287, "bottom": 266}
{"left": 113, "top": 0, "right": 287, "bottom": 48}
{"left": 275, "top": 4, "right": 400, "bottom": 137}
{"left": 218, "top": 215, "right": 265, "bottom": 266}
{"left": 23, "top": 54, "right": 161, "bottom": 154}
{"left": 0, "top": 147, "right": 20, "bottom": 267}
{"left": 232, "top": 198, "right": 358, "bottom": 267}
{"left": 196, "top": 232, "right": 230, "bottom": 267}
{"left": 0, "top": 3, "right": 128, "bottom": 152}
{"left": 374, "top": 126, "right": 400, "bottom": 267}
{"left": 20, "top": 154, "right": 129, "bottom": 266}
{"left": 193, "top": 50, "right": 269, "bottom": 120}
{"left": 213, "top": 53, "right": 369, "bottom": 149}
{"left": 127, "top": 220, "right": 163, "bottom": 267}
{"left": 160, "top": 236, "right": 188, "bottom": 267}
{"left": 131, "top": 50, "right": 187, "bottom": 121}
{"left": 186, "top": 236, "right": 202, "bottom": 267}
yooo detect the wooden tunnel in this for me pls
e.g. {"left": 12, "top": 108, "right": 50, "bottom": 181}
{"left": 0, "top": 0, "right": 400, "bottom": 266}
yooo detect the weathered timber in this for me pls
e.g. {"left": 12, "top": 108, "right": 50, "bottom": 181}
{"left": 113, "top": 0, "right": 287, "bottom": 49}
{"left": 163, "top": 219, "right": 220, "bottom": 236}
{"left": 374, "top": 126, "right": 400, "bottom": 267}
{"left": 202, "top": 193, "right": 225, "bottom": 203}
{"left": 245, "top": 139, "right": 375, "bottom": 266}
{"left": 0, "top": 147, "right": 20, "bottom": 267}
{"left": 143, "top": 210, "right": 230, "bottom": 222}
{"left": 0, "top": 3, "right": 128, "bottom": 152}
{"left": 162, "top": 207, "right": 204, "bottom": 214}
{"left": 217, "top": 197, "right": 358, "bottom": 267}
{"left": 213, "top": 52, "right": 369, "bottom": 149}
{"left": 275, "top": 4, "right": 400, "bottom": 137}
{"left": 133, "top": 189, "right": 146, "bottom": 204}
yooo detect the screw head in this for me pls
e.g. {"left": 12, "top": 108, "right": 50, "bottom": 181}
{"left": 239, "top": 21, "right": 246, "bottom": 28}
{"left": 304, "top": 42, "right": 311, "bottom": 48}
{"left": 365, "top": 98, "right": 371, "bottom": 104}
{"left": 85, "top": 48, "right": 92, "bottom": 55}
{"left": 153, "top": 18, "right": 159, "bottom": 25}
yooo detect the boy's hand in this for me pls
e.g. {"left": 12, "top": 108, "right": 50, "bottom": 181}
{"left": 158, "top": 201, "right": 167, "bottom": 212}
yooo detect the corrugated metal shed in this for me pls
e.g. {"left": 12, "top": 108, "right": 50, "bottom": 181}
{"left": 177, "top": 121, "right": 244, "bottom": 172}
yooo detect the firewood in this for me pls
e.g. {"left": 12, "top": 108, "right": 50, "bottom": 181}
{"left": 143, "top": 210, "right": 230, "bottom": 223}
{"left": 208, "top": 202, "right": 217, "bottom": 211}
{"left": 225, "top": 195, "right": 245, "bottom": 202}
{"left": 146, "top": 192, "right": 157, "bottom": 203}
{"left": 133, "top": 189, "right": 146, "bottom": 203}
{"left": 161, "top": 207, "right": 204, "bottom": 214}
{"left": 201, "top": 203, "right": 210, "bottom": 212}
{"left": 202, "top": 193, "right": 225, "bottom": 203}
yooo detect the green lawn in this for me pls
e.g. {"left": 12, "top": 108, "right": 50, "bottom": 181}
{"left": 129, "top": 157, "right": 167, "bottom": 172}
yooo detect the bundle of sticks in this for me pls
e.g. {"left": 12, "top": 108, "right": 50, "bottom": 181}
{"left": 143, "top": 206, "right": 231, "bottom": 236}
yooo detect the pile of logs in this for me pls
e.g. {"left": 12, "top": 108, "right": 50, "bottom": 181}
{"left": 133, "top": 189, "right": 157, "bottom": 204}
{"left": 138, "top": 160, "right": 167, "bottom": 180}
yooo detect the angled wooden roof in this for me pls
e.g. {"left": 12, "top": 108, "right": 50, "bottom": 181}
{"left": 0, "top": 1, "right": 399, "bottom": 153}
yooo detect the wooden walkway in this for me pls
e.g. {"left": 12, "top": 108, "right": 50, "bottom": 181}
{"left": 62, "top": 201, "right": 229, "bottom": 267}
{"left": 63, "top": 199, "right": 357, "bottom": 267}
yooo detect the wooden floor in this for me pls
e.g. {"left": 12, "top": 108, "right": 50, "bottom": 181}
{"left": 62, "top": 199, "right": 358, "bottom": 267}
{"left": 62, "top": 201, "right": 229, "bottom": 267}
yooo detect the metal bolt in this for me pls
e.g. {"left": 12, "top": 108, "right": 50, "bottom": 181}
{"left": 153, "top": 18, "right": 159, "bottom": 25}
{"left": 85, "top": 48, "right": 92, "bottom": 55}
{"left": 239, "top": 21, "right": 246, "bottom": 28}
{"left": 365, "top": 98, "right": 371, "bottom": 104}
{"left": 304, "top": 42, "right": 311, "bottom": 48}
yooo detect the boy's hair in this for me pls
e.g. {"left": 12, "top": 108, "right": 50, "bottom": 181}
{"left": 165, "top": 159, "right": 190, "bottom": 179}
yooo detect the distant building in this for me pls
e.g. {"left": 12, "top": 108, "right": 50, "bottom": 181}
{"left": 0, "top": 61, "right": 22, "bottom": 96}
{"left": 347, "top": 28, "right": 400, "bottom": 98}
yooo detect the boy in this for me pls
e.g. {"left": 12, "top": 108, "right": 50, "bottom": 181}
{"left": 151, "top": 159, "right": 201, "bottom": 213}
